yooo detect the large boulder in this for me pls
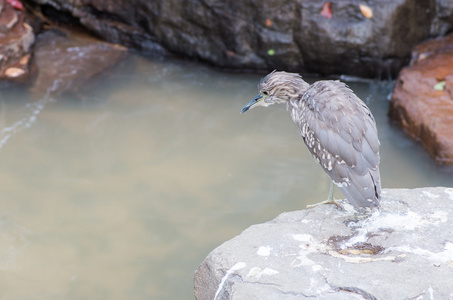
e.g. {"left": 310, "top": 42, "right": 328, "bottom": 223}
{"left": 389, "top": 33, "right": 453, "bottom": 164}
{"left": 194, "top": 187, "right": 453, "bottom": 300}
{"left": 26, "top": 0, "right": 453, "bottom": 78}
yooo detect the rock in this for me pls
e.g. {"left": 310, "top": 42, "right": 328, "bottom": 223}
{"left": 389, "top": 33, "right": 453, "bottom": 164}
{"left": 410, "top": 32, "right": 453, "bottom": 64}
{"left": 31, "top": 29, "right": 128, "bottom": 97}
{"left": 0, "top": 0, "right": 34, "bottom": 82}
{"left": 25, "top": 0, "right": 453, "bottom": 78}
{"left": 194, "top": 187, "right": 453, "bottom": 300}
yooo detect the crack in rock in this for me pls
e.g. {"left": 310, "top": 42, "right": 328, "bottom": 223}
{"left": 337, "top": 286, "right": 378, "bottom": 300}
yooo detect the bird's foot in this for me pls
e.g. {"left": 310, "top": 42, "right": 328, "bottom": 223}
{"left": 306, "top": 198, "right": 341, "bottom": 209}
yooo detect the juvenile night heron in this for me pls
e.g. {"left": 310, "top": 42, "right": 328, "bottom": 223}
{"left": 241, "top": 71, "right": 381, "bottom": 209}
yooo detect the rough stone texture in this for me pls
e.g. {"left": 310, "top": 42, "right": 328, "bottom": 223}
{"left": 25, "top": 0, "right": 453, "bottom": 78}
{"left": 389, "top": 33, "right": 453, "bottom": 164}
{"left": 0, "top": 0, "right": 34, "bottom": 81}
{"left": 31, "top": 29, "right": 127, "bottom": 98}
{"left": 194, "top": 187, "right": 453, "bottom": 300}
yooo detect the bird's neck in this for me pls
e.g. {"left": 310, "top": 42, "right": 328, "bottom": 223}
{"left": 288, "top": 96, "right": 305, "bottom": 125}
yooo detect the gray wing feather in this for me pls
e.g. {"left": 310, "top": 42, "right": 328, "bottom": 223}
{"left": 297, "top": 80, "right": 381, "bottom": 208}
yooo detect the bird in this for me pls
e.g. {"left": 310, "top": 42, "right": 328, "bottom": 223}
{"left": 241, "top": 71, "right": 381, "bottom": 209}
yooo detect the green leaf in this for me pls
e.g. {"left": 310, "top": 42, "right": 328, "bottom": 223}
{"left": 267, "top": 49, "right": 275, "bottom": 56}
{"left": 433, "top": 81, "right": 446, "bottom": 91}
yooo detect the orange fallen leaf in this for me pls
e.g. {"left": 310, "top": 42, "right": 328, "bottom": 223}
{"left": 321, "top": 2, "right": 332, "bottom": 19}
{"left": 265, "top": 19, "right": 272, "bottom": 27}
{"left": 19, "top": 54, "right": 30, "bottom": 65}
{"left": 226, "top": 50, "right": 235, "bottom": 57}
{"left": 359, "top": 4, "right": 373, "bottom": 18}
{"left": 23, "top": 23, "right": 32, "bottom": 31}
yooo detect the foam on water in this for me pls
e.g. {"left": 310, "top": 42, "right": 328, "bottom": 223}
{"left": 0, "top": 80, "right": 59, "bottom": 152}
{"left": 0, "top": 99, "right": 47, "bottom": 151}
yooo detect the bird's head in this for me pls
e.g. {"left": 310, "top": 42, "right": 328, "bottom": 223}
{"left": 241, "top": 71, "right": 309, "bottom": 113}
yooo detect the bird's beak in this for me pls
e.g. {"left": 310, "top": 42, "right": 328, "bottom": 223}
{"left": 241, "top": 94, "right": 263, "bottom": 114}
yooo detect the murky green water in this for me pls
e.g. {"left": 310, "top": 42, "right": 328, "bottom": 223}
{"left": 0, "top": 54, "right": 452, "bottom": 299}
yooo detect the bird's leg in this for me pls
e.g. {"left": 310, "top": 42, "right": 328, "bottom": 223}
{"left": 306, "top": 182, "right": 341, "bottom": 209}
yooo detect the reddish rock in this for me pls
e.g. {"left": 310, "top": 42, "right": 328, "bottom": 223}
{"left": 389, "top": 33, "right": 453, "bottom": 164}
{"left": 0, "top": 0, "right": 34, "bottom": 82}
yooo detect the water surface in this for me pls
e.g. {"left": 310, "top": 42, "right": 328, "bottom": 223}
{"left": 0, "top": 54, "right": 452, "bottom": 299}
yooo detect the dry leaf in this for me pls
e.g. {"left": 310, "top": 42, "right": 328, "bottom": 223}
{"left": 321, "top": 2, "right": 332, "bottom": 19}
{"left": 265, "top": 19, "right": 272, "bottom": 27}
{"left": 359, "top": 4, "right": 373, "bottom": 18}
{"left": 19, "top": 54, "right": 30, "bottom": 65}
{"left": 5, "top": 67, "right": 25, "bottom": 78}
{"left": 23, "top": 22, "right": 32, "bottom": 31}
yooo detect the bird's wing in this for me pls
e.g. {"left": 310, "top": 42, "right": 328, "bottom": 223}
{"left": 300, "top": 81, "right": 381, "bottom": 208}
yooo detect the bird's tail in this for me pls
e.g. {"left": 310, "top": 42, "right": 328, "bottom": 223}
{"left": 339, "top": 168, "right": 381, "bottom": 208}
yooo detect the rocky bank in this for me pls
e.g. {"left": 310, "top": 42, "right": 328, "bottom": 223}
{"left": 25, "top": 0, "right": 453, "bottom": 78}
{"left": 194, "top": 187, "right": 453, "bottom": 300}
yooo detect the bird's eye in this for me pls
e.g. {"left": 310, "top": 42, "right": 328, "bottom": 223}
{"left": 262, "top": 91, "right": 269, "bottom": 96}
